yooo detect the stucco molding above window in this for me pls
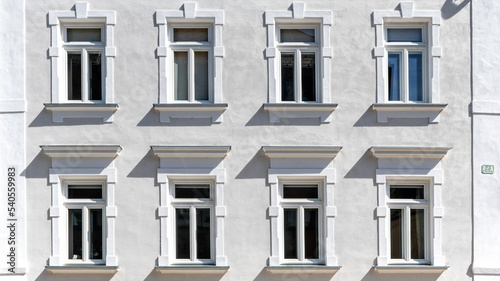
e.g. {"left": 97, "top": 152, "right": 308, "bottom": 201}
{"left": 372, "top": 2, "right": 445, "bottom": 124}
{"left": 154, "top": 3, "right": 226, "bottom": 124}
{"left": 47, "top": 2, "right": 117, "bottom": 123}
{"left": 263, "top": 2, "right": 336, "bottom": 124}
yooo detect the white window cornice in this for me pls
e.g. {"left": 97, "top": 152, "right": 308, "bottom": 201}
{"left": 41, "top": 144, "right": 122, "bottom": 158}
{"left": 151, "top": 145, "right": 230, "bottom": 159}
{"left": 263, "top": 146, "right": 342, "bottom": 159}
{"left": 370, "top": 146, "right": 451, "bottom": 159}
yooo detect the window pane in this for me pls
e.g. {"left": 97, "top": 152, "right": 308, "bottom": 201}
{"left": 176, "top": 209, "right": 190, "bottom": 259}
{"left": 390, "top": 209, "right": 403, "bottom": 259}
{"left": 390, "top": 185, "right": 424, "bottom": 199}
{"left": 283, "top": 184, "right": 318, "bottom": 199}
{"left": 68, "top": 53, "right": 82, "bottom": 100}
{"left": 173, "top": 28, "right": 209, "bottom": 42}
{"left": 89, "top": 53, "right": 102, "bottom": 101}
{"left": 67, "top": 28, "right": 101, "bottom": 42}
{"left": 387, "top": 28, "right": 422, "bottom": 42}
{"left": 304, "top": 209, "right": 319, "bottom": 259}
{"left": 411, "top": 209, "right": 425, "bottom": 259}
{"left": 281, "top": 53, "right": 295, "bottom": 101}
{"left": 301, "top": 53, "right": 316, "bottom": 101}
{"left": 174, "top": 52, "right": 188, "bottom": 101}
{"left": 175, "top": 184, "right": 210, "bottom": 199}
{"left": 280, "top": 29, "right": 315, "bottom": 42}
{"left": 409, "top": 53, "right": 423, "bottom": 101}
{"left": 388, "top": 53, "right": 401, "bottom": 101}
{"left": 195, "top": 52, "right": 209, "bottom": 101}
{"left": 196, "top": 209, "right": 211, "bottom": 259}
{"left": 68, "top": 209, "right": 82, "bottom": 260}
{"left": 68, "top": 185, "right": 102, "bottom": 199}
{"left": 284, "top": 209, "right": 298, "bottom": 259}
{"left": 89, "top": 209, "right": 103, "bottom": 260}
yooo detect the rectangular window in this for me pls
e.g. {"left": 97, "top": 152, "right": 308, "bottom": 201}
{"left": 64, "top": 27, "right": 104, "bottom": 102}
{"left": 277, "top": 26, "right": 319, "bottom": 103}
{"left": 170, "top": 27, "right": 212, "bottom": 102}
{"left": 388, "top": 183, "right": 428, "bottom": 263}
{"left": 385, "top": 27, "right": 426, "bottom": 102}
{"left": 65, "top": 183, "right": 105, "bottom": 264}
{"left": 280, "top": 183, "right": 322, "bottom": 263}
{"left": 172, "top": 183, "right": 213, "bottom": 263}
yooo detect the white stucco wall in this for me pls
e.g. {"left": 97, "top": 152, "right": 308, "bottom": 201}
{"left": 472, "top": 0, "right": 500, "bottom": 279}
{"left": 23, "top": 0, "right": 471, "bottom": 280}
{"left": 0, "top": 0, "right": 27, "bottom": 279}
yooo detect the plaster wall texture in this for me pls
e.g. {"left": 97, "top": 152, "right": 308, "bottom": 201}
{"left": 22, "top": 0, "right": 471, "bottom": 280}
{"left": 0, "top": 0, "right": 27, "bottom": 279}
{"left": 472, "top": 0, "right": 500, "bottom": 275}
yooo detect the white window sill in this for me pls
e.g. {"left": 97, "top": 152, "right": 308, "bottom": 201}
{"left": 263, "top": 103, "right": 338, "bottom": 124}
{"left": 44, "top": 103, "right": 119, "bottom": 123}
{"left": 266, "top": 265, "right": 341, "bottom": 274}
{"left": 153, "top": 103, "right": 228, "bottom": 124}
{"left": 373, "top": 265, "right": 449, "bottom": 274}
{"left": 45, "top": 265, "right": 119, "bottom": 274}
{"left": 372, "top": 103, "right": 447, "bottom": 124}
{"left": 155, "top": 265, "right": 230, "bottom": 274}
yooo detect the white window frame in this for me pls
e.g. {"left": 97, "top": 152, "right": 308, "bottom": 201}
{"left": 62, "top": 26, "right": 105, "bottom": 103}
{"left": 170, "top": 180, "right": 215, "bottom": 264}
{"left": 279, "top": 180, "right": 324, "bottom": 265}
{"left": 152, "top": 146, "right": 230, "bottom": 272}
{"left": 276, "top": 25, "right": 320, "bottom": 103}
{"left": 154, "top": 3, "right": 227, "bottom": 124}
{"left": 371, "top": 146, "right": 450, "bottom": 272}
{"left": 372, "top": 2, "right": 446, "bottom": 124}
{"left": 386, "top": 181, "right": 430, "bottom": 264}
{"left": 41, "top": 145, "right": 121, "bottom": 272}
{"left": 47, "top": 2, "right": 118, "bottom": 123}
{"left": 384, "top": 24, "right": 428, "bottom": 103}
{"left": 62, "top": 181, "right": 106, "bottom": 265}
{"left": 263, "top": 2, "right": 337, "bottom": 124}
{"left": 168, "top": 24, "right": 214, "bottom": 103}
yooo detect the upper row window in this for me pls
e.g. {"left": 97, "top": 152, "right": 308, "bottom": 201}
{"left": 63, "top": 27, "right": 105, "bottom": 103}
{"left": 385, "top": 26, "right": 427, "bottom": 103}
{"left": 278, "top": 26, "right": 319, "bottom": 103}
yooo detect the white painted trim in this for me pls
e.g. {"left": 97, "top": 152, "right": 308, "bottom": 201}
{"left": 42, "top": 144, "right": 121, "bottom": 268}
{"left": 155, "top": 3, "right": 225, "bottom": 123}
{"left": 45, "top": 266, "right": 119, "bottom": 274}
{"left": 374, "top": 265, "right": 448, "bottom": 273}
{"left": 372, "top": 103, "right": 447, "bottom": 123}
{"left": 266, "top": 146, "right": 338, "bottom": 267}
{"left": 0, "top": 100, "right": 25, "bottom": 113}
{"left": 472, "top": 100, "right": 500, "bottom": 114}
{"left": 263, "top": 103, "right": 338, "bottom": 123}
{"left": 373, "top": 148, "right": 447, "bottom": 267}
{"left": 264, "top": 2, "right": 334, "bottom": 123}
{"left": 266, "top": 265, "right": 341, "bottom": 273}
{"left": 154, "top": 148, "right": 229, "bottom": 267}
{"left": 155, "top": 266, "right": 229, "bottom": 274}
{"left": 371, "top": 146, "right": 451, "bottom": 159}
{"left": 473, "top": 267, "right": 500, "bottom": 275}
{"left": 47, "top": 2, "right": 117, "bottom": 123}
{"left": 44, "top": 103, "right": 119, "bottom": 123}
{"left": 263, "top": 146, "right": 342, "bottom": 159}
{"left": 372, "top": 2, "right": 442, "bottom": 123}
{"left": 153, "top": 103, "right": 227, "bottom": 123}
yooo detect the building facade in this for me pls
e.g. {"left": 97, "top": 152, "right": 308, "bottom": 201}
{"left": 0, "top": 0, "right": 487, "bottom": 280}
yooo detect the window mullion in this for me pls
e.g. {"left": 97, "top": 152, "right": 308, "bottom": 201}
{"left": 403, "top": 49, "right": 409, "bottom": 102}
{"left": 296, "top": 49, "right": 302, "bottom": 102}
{"left": 190, "top": 206, "right": 196, "bottom": 261}
{"left": 188, "top": 49, "right": 195, "bottom": 102}
{"left": 404, "top": 206, "right": 411, "bottom": 261}
{"left": 81, "top": 49, "right": 89, "bottom": 102}
{"left": 82, "top": 206, "right": 89, "bottom": 262}
{"left": 298, "top": 206, "right": 305, "bottom": 261}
